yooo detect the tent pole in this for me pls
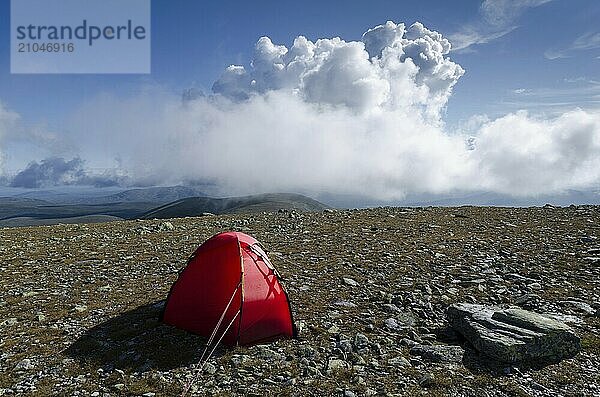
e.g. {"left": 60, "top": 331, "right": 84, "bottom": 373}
{"left": 181, "top": 309, "right": 241, "bottom": 397}
{"left": 181, "top": 280, "right": 241, "bottom": 397}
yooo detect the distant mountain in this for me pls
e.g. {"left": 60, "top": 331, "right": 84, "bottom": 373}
{"left": 12, "top": 187, "right": 125, "bottom": 204}
{"left": 0, "top": 192, "right": 328, "bottom": 227}
{"left": 8, "top": 185, "right": 209, "bottom": 205}
{"left": 142, "top": 193, "right": 329, "bottom": 219}
{"left": 405, "top": 190, "right": 600, "bottom": 207}
{"left": 0, "top": 199, "right": 157, "bottom": 227}
{"left": 83, "top": 186, "right": 208, "bottom": 204}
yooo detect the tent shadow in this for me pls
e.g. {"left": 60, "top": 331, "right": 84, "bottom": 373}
{"left": 64, "top": 300, "right": 213, "bottom": 373}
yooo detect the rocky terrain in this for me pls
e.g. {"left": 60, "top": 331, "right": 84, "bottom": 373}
{"left": 0, "top": 206, "right": 599, "bottom": 396}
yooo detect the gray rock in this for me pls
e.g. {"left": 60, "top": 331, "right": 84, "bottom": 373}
{"left": 419, "top": 373, "right": 435, "bottom": 388}
{"left": 334, "top": 300, "right": 357, "bottom": 308}
{"left": 339, "top": 339, "right": 353, "bottom": 354}
{"left": 158, "top": 221, "right": 174, "bottom": 231}
{"left": 327, "top": 358, "right": 349, "bottom": 373}
{"left": 560, "top": 300, "right": 596, "bottom": 316}
{"left": 396, "top": 311, "right": 416, "bottom": 328}
{"left": 354, "top": 333, "right": 369, "bottom": 349}
{"left": 2, "top": 318, "right": 17, "bottom": 326}
{"left": 447, "top": 303, "right": 580, "bottom": 364}
{"left": 342, "top": 277, "right": 358, "bottom": 287}
{"left": 409, "top": 344, "right": 464, "bottom": 364}
{"left": 384, "top": 318, "right": 400, "bottom": 331}
{"left": 327, "top": 325, "right": 340, "bottom": 334}
{"left": 388, "top": 356, "right": 410, "bottom": 367}
{"left": 14, "top": 358, "right": 34, "bottom": 371}
{"left": 382, "top": 303, "right": 400, "bottom": 313}
{"left": 203, "top": 363, "right": 217, "bottom": 374}
{"left": 231, "top": 354, "right": 250, "bottom": 366}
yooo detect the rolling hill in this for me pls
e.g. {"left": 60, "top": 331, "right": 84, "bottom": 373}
{"left": 141, "top": 193, "right": 329, "bottom": 219}
{"left": 82, "top": 186, "right": 209, "bottom": 204}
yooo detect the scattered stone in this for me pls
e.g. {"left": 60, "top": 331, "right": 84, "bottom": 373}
{"left": 327, "top": 359, "right": 349, "bottom": 373}
{"left": 388, "top": 356, "right": 410, "bottom": 367}
{"left": 1, "top": 318, "right": 17, "bottom": 326}
{"left": 560, "top": 300, "right": 596, "bottom": 316}
{"left": 354, "top": 333, "right": 369, "bottom": 349}
{"left": 419, "top": 373, "right": 435, "bottom": 388}
{"left": 396, "top": 311, "right": 416, "bottom": 328}
{"left": 0, "top": 206, "right": 598, "bottom": 396}
{"left": 334, "top": 300, "right": 357, "bottom": 308}
{"left": 159, "top": 221, "right": 175, "bottom": 231}
{"left": 409, "top": 344, "right": 464, "bottom": 364}
{"left": 382, "top": 303, "right": 400, "bottom": 313}
{"left": 327, "top": 325, "right": 340, "bottom": 334}
{"left": 204, "top": 363, "right": 217, "bottom": 374}
{"left": 384, "top": 318, "right": 401, "bottom": 331}
{"left": 342, "top": 277, "right": 359, "bottom": 287}
{"left": 583, "top": 257, "right": 600, "bottom": 264}
{"left": 14, "top": 359, "right": 34, "bottom": 371}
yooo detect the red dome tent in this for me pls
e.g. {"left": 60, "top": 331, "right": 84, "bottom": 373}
{"left": 161, "top": 231, "right": 296, "bottom": 346}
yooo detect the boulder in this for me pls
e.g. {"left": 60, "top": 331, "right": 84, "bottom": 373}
{"left": 447, "top": 303, "right": 580, "bottom": 364}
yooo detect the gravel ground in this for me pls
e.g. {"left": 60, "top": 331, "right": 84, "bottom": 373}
{"left": 1, "top": 206, "right": 599, "bottom": 396}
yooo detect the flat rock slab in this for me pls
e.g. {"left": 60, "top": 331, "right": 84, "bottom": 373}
{"left": 447, "top": 303, "right": 580, "bottom": 364}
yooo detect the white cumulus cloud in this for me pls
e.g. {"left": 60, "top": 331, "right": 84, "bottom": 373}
{"left": 212, "top": 21, "right": 464, "bottom": 122}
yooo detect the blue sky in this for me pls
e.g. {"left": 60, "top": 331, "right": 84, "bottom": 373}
{"left": 1, "top": 0, "right": 598, "bottom": 125}
{"left": 1, "top": 0, "right": 600, "bottom": 199}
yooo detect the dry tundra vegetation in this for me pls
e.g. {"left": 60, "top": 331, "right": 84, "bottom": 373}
{"left": 1, "top": 206, "right": 599, "bottom": 396}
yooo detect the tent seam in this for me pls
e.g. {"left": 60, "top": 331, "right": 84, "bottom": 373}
{"left": 236, "top": 237, "right": 245, "bottom": 346}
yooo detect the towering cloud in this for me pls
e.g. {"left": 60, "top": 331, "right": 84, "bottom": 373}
{"left": 213, "top": 21, "right": 464, "bottom": 121}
